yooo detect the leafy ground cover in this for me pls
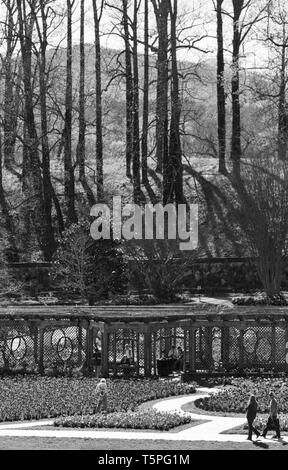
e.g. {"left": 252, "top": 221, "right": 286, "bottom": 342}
{"left": 195, "top": 378, "right": 288, "bottom": 414}
{"left": 0, "top": 376, "right": 196, "bottom": 422}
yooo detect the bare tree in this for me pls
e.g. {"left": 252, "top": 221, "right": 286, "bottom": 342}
{"left": 92, "top": 0, "right": 105, "bottom": 201}
{"left": 122, "top": 0, "right": 134, "bottom": 180}
{"left": 141, "top": 0, "right": 149, "bottom": 186}
{"left": 265, "top": 1, "right": 288, "bottom": 160}
{"left": 233, "top": 153, "right": 288, "bottom": 296}
{"left": 2, "top": 0, "right": 20, "bottom": 175}
{"left": 152, "top": 0, "right": 169, "bottom": 176}
{"left": 0, "top": 131, "right": 18, "bottom": 255}
{"left": 16, "top": 0, "right": 56, "bottom": 260}
{"left": 229, "top": 0, "right": 270, "bottom": 177}
{"left": 214, "top": 0, "right": 227, "bottom": 175}
{"left": 167, "top": 0, "right": 184, "bottom": 204}
{"left": 77, "top": 0, "right": 96, "bottom": 206}
{"left": 132, "top": 0, "right": 141, "bottom": 203}
{"left": 63, "top": 0, "right": 77, "bottom": 225}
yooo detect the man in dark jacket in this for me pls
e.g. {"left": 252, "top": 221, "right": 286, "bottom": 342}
{"left": 262, "top": 392, "right": 281, "bottom": 439}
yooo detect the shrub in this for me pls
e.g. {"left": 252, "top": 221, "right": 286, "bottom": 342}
{"left": 125, "top": 239, "right": 195, "bottom": 302}
{"left": 51, "top": 220, "right": 127, "bottom": 303}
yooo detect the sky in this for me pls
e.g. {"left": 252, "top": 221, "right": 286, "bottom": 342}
{"left": 0, "top": 0, "right": 272, "bottom": 69}
{"left": 70, "top": 0, "right": 269, "bottom": 68}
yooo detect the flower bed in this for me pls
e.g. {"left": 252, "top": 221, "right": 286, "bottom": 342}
{"left": 195, "top": 378, "right": 288, "bottom": 414}
{"left": 242, "top": 414, "right": 288, "bottom": 432}
{"left": 0, "top": 376, "right": 196, "bottom": 422}
{"left": 232, "top": 293, "right": 288, "bottom": 306}
{"left": 54, "top": 410, "right": 192, "bottom": 431}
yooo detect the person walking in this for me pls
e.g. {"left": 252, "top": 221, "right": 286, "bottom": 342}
{"left": 96, "top": 378, "right": 108, "bottom": 412}
{"left": 246, "top": 395, "right": 260, "bottom": 440}
{"left": 262, "top": 391, "right": 281, "bottom": 439}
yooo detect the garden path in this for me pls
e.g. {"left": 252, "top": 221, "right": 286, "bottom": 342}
{"left": 0, "top": 388, "right": 286, "bottom": 445}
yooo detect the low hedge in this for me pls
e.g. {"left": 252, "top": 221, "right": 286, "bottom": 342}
{"left": 54, "top": 410, "right": 192, "bottom": 431}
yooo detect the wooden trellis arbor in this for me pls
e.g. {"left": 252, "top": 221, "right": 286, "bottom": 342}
{"left": 0, "top": 305, "right": 288, "bottom": 376}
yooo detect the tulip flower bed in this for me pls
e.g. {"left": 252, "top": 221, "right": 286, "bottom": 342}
{"left": 224, "top": 414, "right": 288, "bottom": 434}
{"left": 0, "top": 376, "right": 196, "bottom": 422}
{"left": 54, "top": 410, "right": 192, "bottom": 431}
{"left": 195, "top": 377, "right": 288, "bottom": 414}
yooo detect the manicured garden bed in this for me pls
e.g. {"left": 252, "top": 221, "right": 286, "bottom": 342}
{"left": 195, "top": 378, "right": 288, "bottom": 414}
{"left": 0, "top": 376, "right": 196, "bottom": 423}
{"left": 54, "top": 409, "right": 192, "bottom": 431}
{"left": 223, "top": 415, "right": 288, "bottom": 434}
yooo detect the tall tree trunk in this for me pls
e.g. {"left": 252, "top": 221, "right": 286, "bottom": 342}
{"left": 92, "top": 0, "right": 104, "bottom": 201}
{"left": 231, "top": 0, "right": 243, "bottom": 178}
{"left": 132, "top": 0, "right": 141, "bottom": 203}
{"left": 152, "top": 0, "right": 169, "bottom": 176}
{"left": 3, "top": 0, "right": 19, "bottom": 175}
{"left": 216, "top": 0, "right": 227, "bottom": 175}
{"left": 77, "top": 0, "right": 96, "bottom": 206}
{"left": 38, "top": 1, "right": 56, "bottom": 247}
{"left": 167, "top": 0, "right": 184, "bottom": 205}
{"left": 16, "top": 0, "right": 55, "bottom": 260}
{"left": 0, "top": 131, "right": 18, "bottom": 256}
{"left": 141, "top": 0, "right": 149, "bottom": 186}
{"left": 278, "top": 40, "right": 288, "bottom": 160}
{"left": 64, "top": 0, "right": 77, "bottom": 225}
{"left": 122, "top": 0, "right": 133, "bottom": 180}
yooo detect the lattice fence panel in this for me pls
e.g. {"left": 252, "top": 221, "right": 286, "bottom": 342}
{"left": 138, "top": 333, "right": 145, "bottom": 375}
{"left": 108, "top": 332, "right": 115, "bottom": 367}
{"left": 0, "top": 323, "right": 37, "bottom": 371}
{"left": 212, "top": 327, "right": 222, "bottom": 368}
{"left": 42, "top": 325, "right": 87, "bottom": 371}
{"left": 195, "top": 327, "right": 212, "bottom": 370}
{"left": 226, "top": 326, "right": 287, "bottom": 371}
{"left": 242, "top": 327, "right": 272, "bottom": 367}
{"left": 228, "top": 327, "right": 240, "bottom": 366}
{"left": 275, "top": 327, "right": 286, "bottom": 369}
{"left": 108, "top": 328, "right": 145, "bottom": 375}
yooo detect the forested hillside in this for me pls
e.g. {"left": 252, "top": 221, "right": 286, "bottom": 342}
{"left": 0, "top": 0, "right": 286, "bottom": 264}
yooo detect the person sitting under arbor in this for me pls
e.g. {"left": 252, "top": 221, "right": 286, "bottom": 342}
{"left": 92, "top": 345, "right": 102, "bottom": 377}
{"left": 121, "top": 343, "right": 133, "bottom": 365}
{"left": 167, "top": 344, "right": 177, "bottom": 369}
{"left": 175, "top": 346, "right": 184, "bottom": 371}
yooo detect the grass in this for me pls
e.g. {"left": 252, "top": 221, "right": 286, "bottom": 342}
{"left": 0, "top": 437, "right": 286, "bottom": 450}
